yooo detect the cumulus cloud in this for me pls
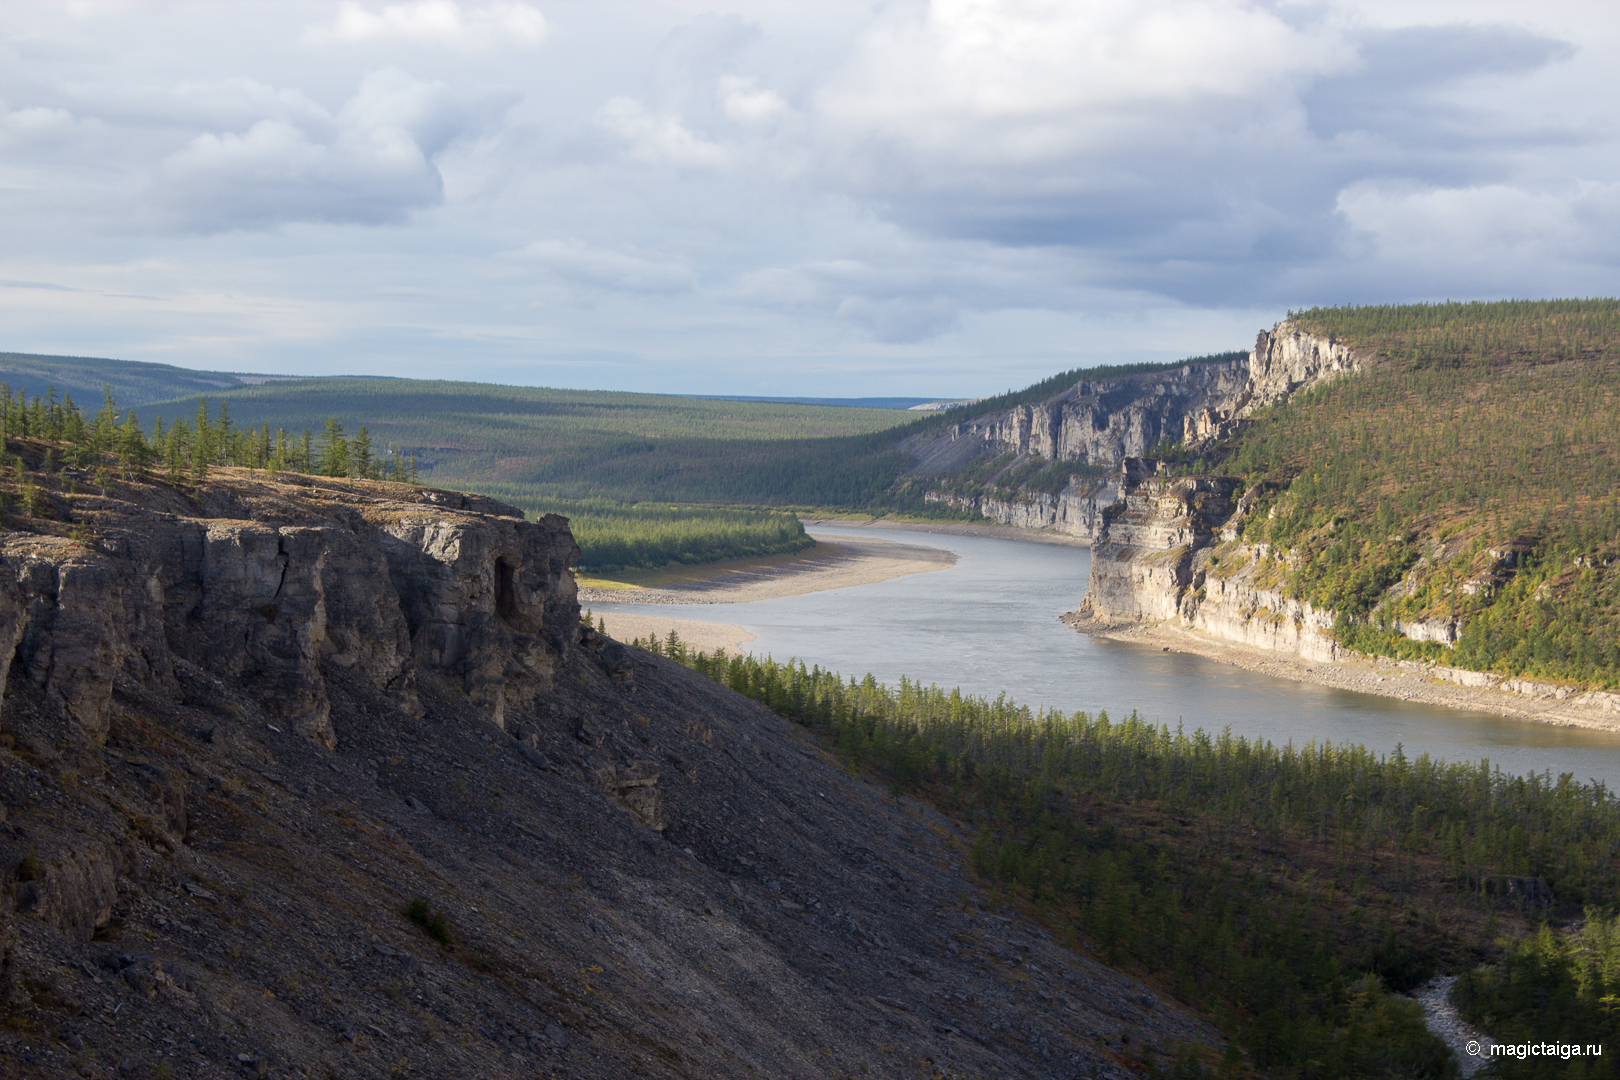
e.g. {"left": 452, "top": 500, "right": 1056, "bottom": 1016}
{"left": 772, "top": 0, "right": 1360, "bottom": 276}
{"left": 718, "top": 76, "right": 788, "bottom": 124}
{"left": 750, "top": 1, "right": 1591, "bottom": 309}
{"left": 596, "top": 97, "right": 729, "bottom": 169}
{"left": 150, "top": 69, "right": 515, "bottom": 232}
{"left": 508, "top": 239, "right": 695, "bottom": 293}
{"left": 816, "top": 0, "right": 1346, "bottom": 165}
{"left": 307, "top": 0, "right": 547, "bottom": 49}
{"left": 2, "top": 0, "right": 1613, "bottom": 384}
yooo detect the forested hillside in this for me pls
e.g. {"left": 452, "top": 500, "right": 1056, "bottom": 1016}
{"left": 644, "top": 632, "right": 1620, "bottom": 1079}
{"left": 137, "top": 378, "right": 925, "bottom": 507}
{"left": 133, "top": 359, "right": 1215, "bottom": 510}
{"left": 0, "top": 350, "right": 302, "bottom": 406}
{"left": 1195, "top": 299, "right": 1620, "bottom": 688}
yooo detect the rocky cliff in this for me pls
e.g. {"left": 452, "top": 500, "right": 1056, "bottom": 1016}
{"left": 1070, "top": 459, "right": 1620, "bottom": 720}
{"left": 0, "top": 476, "right": 579, "bottom": 755}
{"left": 1073, "top": 460, "right": 1342, "bottom": 663}
{"left": 909, "top": 322, "right": 1372, "bottom": 541}
{"left": 0, "top": 452, "right": 1209, "bottom": 1078}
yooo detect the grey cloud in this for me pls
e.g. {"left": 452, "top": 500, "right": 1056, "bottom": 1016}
{"left": 3, "top": 1, "right": 1617, "bottom": 390}
{"left": 0, "top": 278, "right": 80, "bottom": 292}
{"left": 146, "top": 69, "right": 517, "bottom": 233}
{"left": 1305, "top": 24, "right": 1576, "bottom": 145}
{"left": 0, "top": 279, "right": 167, "bottom": 302}
{"left": 833, "top": 295, "right": 961, "bottom": 343}
{"left": 728, "top": 260, "right": 964, "bottom": 342}
{"left": 594, "top": 14, "right": 776, "bottom": 169}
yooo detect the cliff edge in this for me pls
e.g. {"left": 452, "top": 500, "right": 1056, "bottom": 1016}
{"left": 0, "top": 455, "right": 1210, "bottom": 1078}
{"left": 909, "top": 321, "right": 1369, "bottom": 541}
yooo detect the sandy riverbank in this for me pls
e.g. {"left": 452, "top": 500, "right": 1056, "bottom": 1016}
{"left": 584, "top": 612, "right": 757, "bottom": 657}
{"left": 799, "top": 516, "right": 1091, "bottom": 548}
{"left": 1065, "top": 612, "right": 1620, "bottom": 734}
{"left": 577, "top": 533, "right": 956, "bottom": 607}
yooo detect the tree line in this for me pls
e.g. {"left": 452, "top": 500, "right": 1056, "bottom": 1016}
{"left": 0, "top": 385, "right": 420, "bottom": 483}
{"left": 523, "top": 497, "right": 813, "bottom": 573}
{"left": 633, "top": 631, "right": 1620, "bottom": 1078}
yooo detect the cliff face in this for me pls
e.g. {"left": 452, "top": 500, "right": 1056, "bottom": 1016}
{"left": 0, "top": 462, "right": 1208, "bottom": 1079}
{"left": 1073, "top": 462, "right": 1620, "bottom": 719}
{"left": 0, "top": 479, "right": 578, "bottom": 750}
{"left": 1075, "top": 461, "right": 1342, "bottom": 663}
{"left": 916, "top": 358, "right": 1249, "bottom": 469}
{"left": 912, "top": 321, "right": 1372, "bottom": 541}
{"left": 925, "top": 477, "right": 1119, "bottom": 539}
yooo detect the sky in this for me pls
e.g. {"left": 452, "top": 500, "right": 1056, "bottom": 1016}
{"left": 1, "top": 0, "right": 1616, "bottom": 397}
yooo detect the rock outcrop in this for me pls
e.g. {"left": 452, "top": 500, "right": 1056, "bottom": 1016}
{"left": 1075, "top": 459, "right": 1342, "bottom": 664}
{"left": 909, "top": 321, "right": 1373, "bottom": 541}
{"left": 924, "top": 476, "right": 1118, "bottom": 539}
{"left": 0, "top": 478, "right": 577, "bottom": 749}
{"left": 1073, "top": 463, "right": 1620, "bottom": 718}
{"left": 0, "top": 460, "right": 1212, "bottom": 1079}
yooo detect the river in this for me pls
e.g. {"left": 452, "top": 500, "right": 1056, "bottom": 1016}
{"left": 608, "top": 526, "right": 1620, "bottom": 790}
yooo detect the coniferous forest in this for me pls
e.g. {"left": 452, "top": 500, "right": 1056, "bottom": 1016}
{"left": 640, "top": 631, "right": 1620, "bottom": 1078}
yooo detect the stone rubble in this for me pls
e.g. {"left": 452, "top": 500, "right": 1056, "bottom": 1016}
{"left": 1413, "top": 976, "right": 1495, "bottom": 1078}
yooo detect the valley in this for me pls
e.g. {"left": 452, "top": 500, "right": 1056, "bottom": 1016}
{"left": 3, "top": 296, "right": 1620, "bottom": 1078}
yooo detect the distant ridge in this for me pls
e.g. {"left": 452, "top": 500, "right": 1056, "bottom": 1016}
{"left": 0, "top": 350, "right": 381, "bottom": 408}
{"left": 688, "top": 394, "right": 937, "bottom": 410}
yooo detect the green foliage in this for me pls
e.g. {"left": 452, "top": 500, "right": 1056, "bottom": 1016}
{"left": 130, "top": 357, "right": 1242, "bottom": 512}
{"left": 528, "top": 498, "right": 814, "bottom": 572}
{"left": 404, "top": 896, "right": 452, "bottom": 944}
{"left": 1450, "top": 547, "right": 1620, "bottom": 689}
{"left": 1288, "top": 300, "right": 1620, "bottom": 369}
{"left": 0, "top": 383, "right": 424, "bottom": 489}
{"left": 1452, "top": 915, "right": 1620, "bottom": 1078}
{"left": 318, "top": 416, "right": 350, "bottom": 477}
{"left": 642, "top": 633, "right": 1620, "bottom": 1077}
{"left": 133, "top": 376, "right": 935, "bottom": 510}
{"left": 1199, "top": 299, "right": 1620, "bottom": 688}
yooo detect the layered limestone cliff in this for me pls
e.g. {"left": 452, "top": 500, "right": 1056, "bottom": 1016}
{"left": 924, "top": 476, "right": 1118, "bottom": 538}
{"left": 911, "top": 321, "right": 1374, "bottom": 541}
{"left": 1074, "top": 460, "right": 1341, "bottom": 663}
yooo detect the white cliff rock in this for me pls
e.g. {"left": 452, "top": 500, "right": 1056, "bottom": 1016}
{"left": 911, "top": 321, "right": 1373, "bottom": 541}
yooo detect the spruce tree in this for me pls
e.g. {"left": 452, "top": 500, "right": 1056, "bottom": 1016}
{"left": 319, "top": 417, "right": 350, "bottom": 477}
{"left": 352, "top": 426, "right": 374, "bottom": 480}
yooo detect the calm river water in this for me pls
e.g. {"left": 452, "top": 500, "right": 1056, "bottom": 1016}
{"left": 608, "top": 526, "right": 1620, "bottom": 790}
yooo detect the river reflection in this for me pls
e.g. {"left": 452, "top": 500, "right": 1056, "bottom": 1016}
{"left": 608, "top": 526, "right": 1620, "bottom": 790}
